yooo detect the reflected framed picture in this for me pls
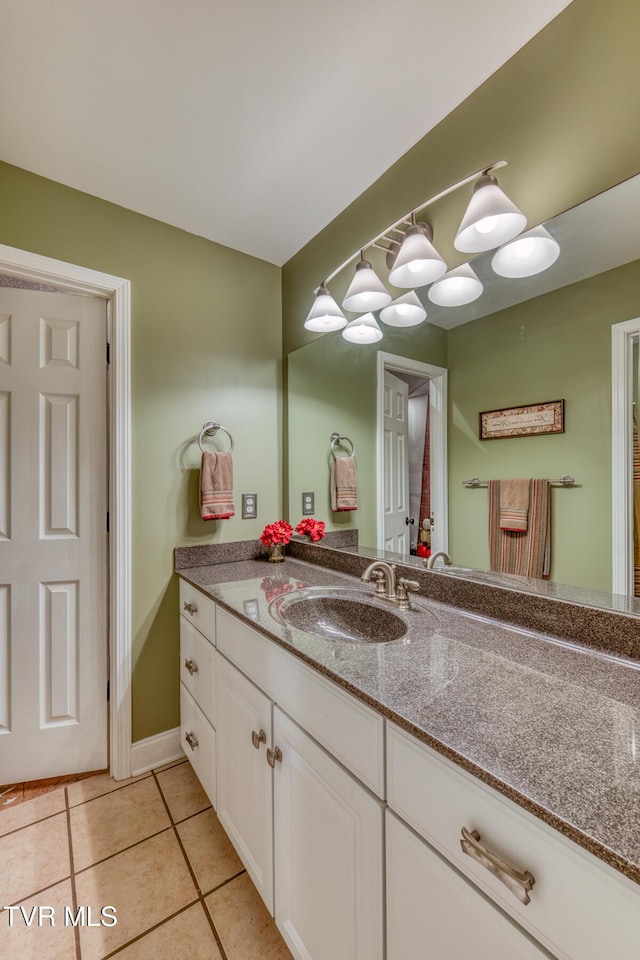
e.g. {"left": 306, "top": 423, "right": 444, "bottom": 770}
{"left": 479, "top": 399, "right": 564, "bottom": 440}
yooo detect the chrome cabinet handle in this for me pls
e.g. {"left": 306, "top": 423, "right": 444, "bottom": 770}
{"left": 252, "top": 728, "right": 267, "bottom": 750}
{"left": 266, "top": 746, "right": 283, "bottom": 768}
{"left": 185, "top": 731, "right": 199, "bottom": 751}
{"left": 183, "top": 601, "right": 197, "bottom": 615}
{"left": 184, "top": 658, "right": 198, "bottom": 676}
{"left": 460, "top": 827, "right": 535, "bottom": 905}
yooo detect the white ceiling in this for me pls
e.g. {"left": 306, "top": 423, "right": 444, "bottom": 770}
{"left": 0, "top": 1, "right": 571, "bottom": 266}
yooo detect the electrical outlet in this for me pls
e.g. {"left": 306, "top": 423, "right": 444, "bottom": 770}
{"left": 242, "top": 493, "right": 258, "bottom": 519}
{"left": 302, "top": 492, "right": 315, "bottom": 516}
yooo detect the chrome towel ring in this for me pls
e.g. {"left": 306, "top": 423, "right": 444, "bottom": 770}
{"left": 330, "top": 432, "right": 355, "bottom": 458}
{"left": 198, "top": 420, "right": 234, "bottom": 454}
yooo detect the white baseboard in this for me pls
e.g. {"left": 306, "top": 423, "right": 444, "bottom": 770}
{"left": 130, "top": 726, "right": 185, "bottom": 777}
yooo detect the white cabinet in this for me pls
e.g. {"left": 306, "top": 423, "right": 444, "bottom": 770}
{"left": 387, "top": 811, "right": 547, "bottom": 960}
{"left": 178, "top": 580, "right": 217, "bottom": 808}
{"left": 273, "top": 707, "right": 384, "bottom": 960}
{"left": 215, "top": 653, "right": 274, "bottom": 912}
{"left": 214, "top": 605, "right": 385, "bottom": 960}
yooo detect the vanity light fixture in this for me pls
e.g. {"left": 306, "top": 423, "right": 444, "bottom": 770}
{"left": 305, "top": 160, "right": 546, "bottom": 343}
{"left": 379, "top": 291, "right": 427, "bottom": 327}
{"left": 454, "top": 174, "right": 527, "bottom": 253}
{"left": 491, "top": 225, "right": 561, "bottom": 278}
{"left": 428, "top": 263, "right": 483, "bottom": 307}
{"left": 387, "top": 220, "right": 447, "bottom": 288}
{"left": 342, "top": 254, "right": 391, "bottom": 313}
{"left": 304, "top": 284, "right": 347, "bottom": 331}
{"left": 342, "top": 312, "right": 383, "bottom": 343}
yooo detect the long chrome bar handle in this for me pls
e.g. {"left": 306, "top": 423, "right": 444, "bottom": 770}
{"left": 252, "top": 729, "right": 267, "bottom": 750}
{"left": 185, "top": 731, "right": 199, "bottom": 751}
{"left": 184, "top": 658, "right": 198, "bottom": 676}
{"left": 183, "top": 601, "right": 198, "bottom": 615}
{"left": 460, "top": 828, "right": 535, "bottom": 905}
{"left": 266, "top": 746, "right": 283, "bottom": 768}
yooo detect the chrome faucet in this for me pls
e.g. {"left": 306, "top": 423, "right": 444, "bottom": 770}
{"left": 425, "top": 550, "right": 452, "bottom": 570}
{"left": 361, "top": 560, "right": 420, "bottom": 611}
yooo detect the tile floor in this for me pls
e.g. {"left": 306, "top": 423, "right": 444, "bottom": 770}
{"left": 0, "top": 758, "right": 294, "bottom": 960}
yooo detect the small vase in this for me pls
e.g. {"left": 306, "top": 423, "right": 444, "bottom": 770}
{"left": 268, "top": 543, "right": 286, "bottom": 563}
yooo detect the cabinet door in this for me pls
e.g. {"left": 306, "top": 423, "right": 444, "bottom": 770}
{"left": 386, "top": 811, "right": 547, "bottom": 960}
{"left": 273, "top": 707, "right": 384, "bottom": 960}
{"left": 215, "top": 653, "right": 274, "bottom": 913}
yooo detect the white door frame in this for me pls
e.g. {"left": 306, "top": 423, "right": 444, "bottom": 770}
{"left": 611, "top": 316, "right": 640, "bottom": 595}
{"left": 0, "top": 243, "right": 132, "bottom": 780}
{"left": 376, "top": 351, "right": 448, "bottom": 555}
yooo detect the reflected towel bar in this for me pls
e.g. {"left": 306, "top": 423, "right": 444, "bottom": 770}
{"left": 463, "top": 475, "right": 576, "bottom": 488}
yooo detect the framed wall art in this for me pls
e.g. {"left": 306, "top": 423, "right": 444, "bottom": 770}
{"left": 479, "top": 399, "right": 564, "bottom": 440}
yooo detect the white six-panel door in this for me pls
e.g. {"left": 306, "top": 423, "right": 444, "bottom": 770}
{"left": 383, "top": 371, "right": 410, "bottom": 554}
{"left": 0, "top": 288, "right": 107, "bottom": 783}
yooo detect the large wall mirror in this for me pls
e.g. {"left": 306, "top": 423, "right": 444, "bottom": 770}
{"left": 286, "top": 173, "right": 640, "bottom": 606}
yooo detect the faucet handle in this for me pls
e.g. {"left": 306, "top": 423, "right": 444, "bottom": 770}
{"left": 372, "top": 570, "right": 386, "bottom": 595}
{"left": 398, "top": 577, "right": 420, "bottom": 595}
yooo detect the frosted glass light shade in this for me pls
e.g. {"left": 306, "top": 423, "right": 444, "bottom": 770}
{"left": 388, "top": 223, "right": 447, "bottom": 288}
{"left": 304, "top": 285, "right": 347, "bottom": 331}
{"left": 455, "top": 175, "right": 527, "bottom": 253}
{"left": 342, "top": 312, "right": 383, "bottom": 344}
{"left": 342, "top": 259, "right": 391, "bottom": 313}
{"left": 428, "top": 263, "right": 483, "bottom": 307}
{"left": 491, "top": 225, "right": 561, "bottom": 278}
{"left": 380, "top": 291, "right": 426, "bottom": 327}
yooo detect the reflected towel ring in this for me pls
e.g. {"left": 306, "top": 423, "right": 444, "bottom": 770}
{"left": 198, "top": 420, "right": 234, "bottom": 454}
{"left": 330, "top": 432, "right": 355, "bottom": 458}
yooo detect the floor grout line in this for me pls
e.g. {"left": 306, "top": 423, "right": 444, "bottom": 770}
{"left": 97, "top": 899, "right": 200, "bottom": 960}
{"left": 173, "top": 803, "right": 213, "bottom": 826}
{"left": 202, "top": 868, "right": 246, "bottom": 899}
{"left": 64, "top": 787, "right": 82, "bottom": 960}
{"left": 6, "top": 875, "right": 73, "bottom": 908}
{"left": 66, "top": 774, "right": 153, "bottom": 810}
{"left": 152, "top": 769, "right": 231, "bottom": 960}
{"left": 72, "top": 825, "right": 174, "bottom": 877}
{"left": 0, "top": 806, "right": 68, "bottom": 839}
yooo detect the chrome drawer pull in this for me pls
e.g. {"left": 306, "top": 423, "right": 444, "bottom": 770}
{"left": 252, "top": 728, "right": 267, "bottom": 750}
{"left": 460, "top": 827, "right": 535, "bottom": 906}
{"left": 184, "top": 658, "right": 198, "bottom": 676}
{"left": 183, "top": 601, "right": 197, "bottom": 615}
{"left": 185, "top": 731, "right": 199, "bottom": 751}
{"left": 266, "top": 746, "right": 283, "bottom": 768}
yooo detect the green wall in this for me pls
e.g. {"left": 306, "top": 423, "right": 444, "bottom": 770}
{"left": 282, "top": 0, "right": 640, "bottom": 356}
{"left": 448, "top": 260, "right": 640, "bottom": 589}
{"left": 287, "top": 324, "right": 446, "bottom": 544}
{"left": 0, "top": 161, "right": 282, "bottom": 742}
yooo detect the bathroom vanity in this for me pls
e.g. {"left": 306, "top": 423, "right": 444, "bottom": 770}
{"left": 175, "top": 545, "right": 640, "bottom": 960}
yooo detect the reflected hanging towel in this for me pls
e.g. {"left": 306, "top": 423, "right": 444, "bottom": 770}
{"left": 489, "top": 479, "right": 550, "bottom": 578}
{"left": 633, "top": 408, "right": 640, "bottom": 596}
{"left": 330, "top": 456, "right": 358, "bottom": 512}
{"left": 200, "top": 452, "right": 235, "bottom": 520}
{"left": 499, "top": 478, "right": 531, "bottom": 532}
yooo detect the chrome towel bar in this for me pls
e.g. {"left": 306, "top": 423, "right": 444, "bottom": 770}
{"left": 463, "top": 475, "right": 576, "bottom": 488}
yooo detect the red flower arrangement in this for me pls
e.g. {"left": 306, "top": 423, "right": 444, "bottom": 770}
{"left": 260, "top": 520, "right": 294, "bottom": 547}
{"left": 295, "top": 518, "right": 326, "bottom": 542}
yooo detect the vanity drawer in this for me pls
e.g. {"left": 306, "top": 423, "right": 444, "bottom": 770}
{"left": 387, "top": 722, "right": 640, "bottom": 960}
{"left": 216, "top": 607, "right": 385, "bottom": 798}
{"left": 180, "top": 684, "right": 216, "bottom": 809}
{"left": 179, "top": 579, "right": 216, "bottom": 643}
{"left": 180, "top": 617, "right": 216, "bottom": 724}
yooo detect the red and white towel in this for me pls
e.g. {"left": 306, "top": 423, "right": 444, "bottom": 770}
{"left": 200, "top": 452, "right": 235, "bottom": 520}
{"left": 330, "top": 456, "right": 358, "bottom": 512}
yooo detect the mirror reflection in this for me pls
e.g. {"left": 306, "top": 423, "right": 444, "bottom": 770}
{"left": 287, "top": 174, "right": 640, "bottom": 605}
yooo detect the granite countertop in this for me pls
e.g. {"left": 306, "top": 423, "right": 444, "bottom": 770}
{"left": 178, "top": 556, "right": 640, "bottom": 886}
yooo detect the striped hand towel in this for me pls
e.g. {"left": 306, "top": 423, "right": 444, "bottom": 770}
{"left": 499, "top": 478, "right": 530, "bottom": 532}
{"left": 200, "top": 452, "right": 235, "bottom": 520}
{"left": 330, "top": 456, "right": 358, "bottom": 512}
{"left": 489, "top": 479, "right": 550, "bottom": 578}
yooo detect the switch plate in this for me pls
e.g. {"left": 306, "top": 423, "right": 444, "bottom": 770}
{"left": 242, "top": 494, "right": 258, "bottom": 519}
{"left": 302, "top": 492, "right": 315, "bottom": 516}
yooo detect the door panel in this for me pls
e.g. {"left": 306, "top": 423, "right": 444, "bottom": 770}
{"left": 0, "top": 288, "right": 107, "bottom": 782}
{"left": 383, "top": 371, "right": 410, "bottom": 554}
